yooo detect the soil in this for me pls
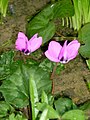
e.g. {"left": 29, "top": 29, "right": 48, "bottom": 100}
{"left": 53, "top": 56, "right": 90, "bottom": 104}
{"left": 0, "top": 0, "right": 50, "bottom": 48}
{"left": 0, "top": 0, "right": 90, "bottom": 105}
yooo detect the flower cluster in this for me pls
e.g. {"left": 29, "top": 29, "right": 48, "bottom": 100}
{"left": 15, "top": 32, "right": 42, "bottom": 55}
{"left": 45, "top": 40, "right": 80, "bottom": 63}
{"left": 15, "top": 32, "right": 80, "bottom": 63}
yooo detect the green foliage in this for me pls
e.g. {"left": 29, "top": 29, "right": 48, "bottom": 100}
{"left": 39, "top": 108, "right": 48, "bottom": 120}
{"left": 6, "top": 113, "right": 27, "bottom": 120}
{"left": 36, "top": 102, "right": 60, "bottom": 119}
{"left": 0, "top": 50, "right": 89, "bottom": 119}
{"left": 26, "top": 5, "right": 55, "bottom": 44}
{"left": 86, "top": 59, "right": 90, "bottom": 70}
{"left": 39, "top": 58, "right": 64, "bottom": 75}
{"left": 53, "top": 0, "right": 74, "bottom": 18}
{"left": 39, "top": 58, "right": 55, "bottom": 72}
{"left": 0, "top": 101, "right": 14, "bottom": 118}
{"left": 26, "top": 0, "right": 74, "bottom": 44}
{"left": 0, "top": 50, "right": 15, "bottom": 80}
{"left": 29, "top": 72, "right": 60, "bottom": 120}
{"left": 36, "top": 92, "right": 60, "bottom": 119}
{"left": 79, "top": 101, "right": 90, "bottom": 111}
{"left": 54, "top": 97, "right": 77, "bottom": 115}
{"left": 0, "top": 51, "right": 51, "bottom": 109}
{"left": 29, "top": 73, "right": 39, "bottom": 120}
{"left": 41, "top": 91, "right": 48, "bottom": 104}
{"left": 0, "top": 0, "right": 8, "bottom": 17}
{"left": 78, "top": 23, "right": 90, "bottom": 58}
{"left": 0, "top": 65, "right": 29, "bottom": 108}
{"left": 62, "top": 110, "right": 86, "bottom": 120}
{"left": 0, "top": 63, "right": 51, "bottom": 108}
{"left": 68, "top": 0, "right": 90, "bottom": 30}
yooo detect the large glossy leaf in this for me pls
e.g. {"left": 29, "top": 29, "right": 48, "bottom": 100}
{"left": 78, "top": 23, "right": 90, "bottom": 58}
{"left": 62, "top": 110, "right": 86, "bottom": 120}
{"left": 0, "top": 63, "right": 51, "bottom": 108}
{"left": 26, "top": 5, "right": 55, "bottom": 44}
{"left": 54, "top": 98, "right": 77, "bottom": 115}
{"left": 53, "top": 0, "right": 74, "bottom": 18}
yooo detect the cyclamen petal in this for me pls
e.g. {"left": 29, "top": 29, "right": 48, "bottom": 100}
{"left": 59, "top": 40, "right": 67, "bottom": 61}
{"left": 45, "top": 50, "right": 60, "bottom": 62}
{"left": 45, "top": 41, "right": 62, "bottom": 62}
{"left": 15, "top": 32, "right": 28, "bottom": 51}
{"left": 29, "top": 33, "right": 38, "bottom": 42}
{"left": 15, "top": 32, "right": 42, "bottom": 54}
{"left": 66, "top": 40, "right": 80, "bottom": 61}
{"left": 45, "top": 40, "right": 80, "bottom": 63}
{"left": 29, "top": 36, "right": 42, "bottom": 53}
{"left": 47, "top": 41, "right": 62, "bottom": 59}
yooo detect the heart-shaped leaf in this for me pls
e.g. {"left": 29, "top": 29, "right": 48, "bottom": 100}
{"left": 54, "top": 98, "right": 77, "bottom": 115}
{"left": 26, "top": 5, "right": 55, "bottom": 44}
{"left": 0, "top": 63, "right": 51, "bottom": 108}
{"left": 62, "top": 110, "right": 86, "bottom": 120}
{"left": 78, "top": 23, "right": 90, "bottom": 58}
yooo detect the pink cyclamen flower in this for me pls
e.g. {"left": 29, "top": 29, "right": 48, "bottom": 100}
{"left": 45, "top": 40, "right": 80, "bottom": 63}
{"left": 15, "top": 32, "right": 42, "bottom": 55}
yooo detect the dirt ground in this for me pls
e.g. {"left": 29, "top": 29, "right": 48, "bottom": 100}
{"left": 53, "top": 55, "right": 90, "bottom": 104}
{"left": 0, "top": 0, "right": 50, "bottom": 47}
{"left": 0, "top": 0, "right": 90, "bottom": 105}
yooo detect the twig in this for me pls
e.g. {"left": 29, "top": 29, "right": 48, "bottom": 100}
{"left": 50, "top": 63, "right": 58, "bottom": 94}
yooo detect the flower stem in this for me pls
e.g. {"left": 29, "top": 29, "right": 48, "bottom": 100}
{"left": 51, "top": 63, "right": 58, "bottom": 94}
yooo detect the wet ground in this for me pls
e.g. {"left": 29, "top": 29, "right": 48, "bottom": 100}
{"left": 0, "top": 0, "right": 90, "bottom": 105}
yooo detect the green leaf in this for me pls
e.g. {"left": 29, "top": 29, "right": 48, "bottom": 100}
{"left": 62, "top": 110, "right": 86, "bottom": 120}
{"left": 6, "top": 113, "right": 27, "bottom": 120}
{"left": 0, "top": 101, "right": 14, "bottom": 118}
{"left": 0, "top": 63, "right": 51, "bottom": 108}
{"left": 0, "top": 66, "right": 29, "bottom": 108}
{"left": 0, "top": 0, "right": 8, "bottom": 17}
{"left": 29, "top": 74, "right": 39, "bottom": 120}
{"left": 41, "top": 91, "right": 48, "bottom": 104}
{"left": 54, "top": 98, "right": 77, "bottom": 115}
{"left": 39, "top": 58, "right": 55, "bottom": 72}
{"left": 36, "top": 102, "right": 60, "bottom": 119}
{"left": 55, "top": 63, "right": 64, "bottom": 75}
{"left": 46, "top": 104, "right": 60, "bottom": 119}
{"left": 86, "top": 59, "right": 90, "bottom": 70}
{"left": 40, "top": 109, "right": 48, "bottom": 120}
{"left": 78, "top": 23, "right": 90, "bottom": 58}
{"left": 21, "top": 64, "right": 52, "bottom": 97}
{"left": 26, "top": 5, "right": 55, "bottom": 44}
{"left": 36, "top": 102, "right": 46, "bottom": 111}
{"left": 79, "top": 101, "right": 90, "bottom": 111}
{"left": 0, "top": 51, "right": 15, "bottom": 80}
{"left": 53, "top": 0, "right": 74, "bottom": 18}
{"left": 7, "top": 113, "right": 15, "bottom": 120}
